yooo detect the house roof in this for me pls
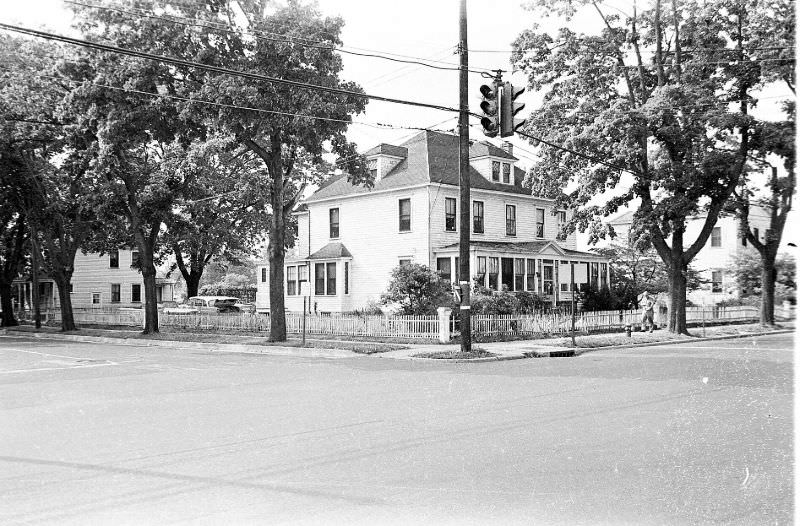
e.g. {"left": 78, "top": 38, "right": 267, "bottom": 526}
{"left": 609, "top": 211, "right": 635, "bottom": 225}
{"left": 305, "top": 130, "right": 531, "bottom": 203}
{"left": 364, "top": 144, "right": 408, "bottom": 158}
{"left": 436, "top": 240, "right": 607, "bottom": 260}
{"left": 307, "top": 242, "right": 352, "bottom": 260}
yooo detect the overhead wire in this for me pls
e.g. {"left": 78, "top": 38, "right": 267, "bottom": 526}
{"left": 0, "top": 22, "right": 468, "bottom": 116}
{"left": 62, "top": 0, "right": 495, "bottom": 75}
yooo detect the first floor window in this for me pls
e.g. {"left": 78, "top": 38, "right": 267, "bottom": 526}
{"left": 399, "top": 258, "right": 412, "bottom": 266}
{"left": 131, "top": 284, "right": 141, "bottom": 303}
{"left": 399, "top": 198, "right": 411, "bottom": 232}
{"left": 111, "top": 284, "right": 121, "bottom": 303}
{"left": 298, "top": 264, "right": 308, "bottom": 295}
{"left": 488, "top": 257, "right": 499, "bottom": 290}
{"left": 712, "top": 270, "right": 723, "bottom": 293}
{"left": 445, "top": 197, "right": 457, "bottom": 232}
{"left": 326, "top": 262, "right": 336, "bottom": 295}
{"left": 542, "top": 261, "right": 554, "bottom": 295}
{"left": 590, "top": 262, "right": 599, "bottom": 289}
{"left": 344, "top": 262, "right": 349, "bottom": 295}
{"left": 287, "top": 266, "right": 297, "bottom": 296}
{"left": 437, "top": 257, "right": 452, "bottom": 283}
{"left": 315, "top": 263, "right": 325, "bottom": 295}
{"left": 473, "top": 201, "right": 484, "bottom": 234}
{"left": 526, "top": 259, "right": 536, "bottom": 291}
{"left": 92, "top": 292, "right": 101, "bottom": 305}
{"left": 600, "top": 263, "right": 608, "bottom": 289}
{"left": 514, "top": 258, "right": 525, "bottom": 291}
{"left": 476, "top": 256, "right": 487, "bottom": 285}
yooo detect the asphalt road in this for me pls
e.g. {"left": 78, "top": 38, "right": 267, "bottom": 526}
{"left": 0, "top": 332, "right": 793, "bottom": 525}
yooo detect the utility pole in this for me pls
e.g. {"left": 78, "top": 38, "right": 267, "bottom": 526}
{"left": 457, "top": 0, "right": 471, "bottom": 353}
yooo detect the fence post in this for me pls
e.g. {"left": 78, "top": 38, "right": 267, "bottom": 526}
{"left": 437, "top": 307, "right": 452, "bottom": 343}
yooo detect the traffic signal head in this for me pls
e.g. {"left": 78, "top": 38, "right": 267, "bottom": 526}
{"left": 500, "top": 82, "right": 526, "bottom": 137}
{"left": 479, "top": 83, "right": 500, "bottom": 138}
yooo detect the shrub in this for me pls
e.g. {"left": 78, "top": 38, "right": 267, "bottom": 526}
{"left": 580, "top": 286, "right": 620, "bottom": 311}
{"left": 380, "top": 263, "right": 452, "bottom": 315}
{"left": 347, "top": 300, "right": 384, "bottom": 316}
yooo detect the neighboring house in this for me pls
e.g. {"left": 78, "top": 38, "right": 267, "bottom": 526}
{"left": 607, "top": 208, "right": 772, "bottom": 305}
{"left": 12, "top": 248, "right": 176, "bottom": 311}
{"left": 256, "top": 131, "right": 609, "bottom": 314}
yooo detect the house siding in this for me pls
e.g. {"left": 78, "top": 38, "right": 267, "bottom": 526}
{"left": 70, "top": 250, "right": 146, "bottom": 308}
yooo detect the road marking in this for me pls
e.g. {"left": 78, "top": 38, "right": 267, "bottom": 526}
{"left": 1, "top": 347, "right": 95, "bottom": 361}
{"left": 742, "top": 466, "right": 750, "bottom": 487}
{"left": 0, "top": 363, "right": 116, "bottom": 374}
{"left": 672, "top": 345, "right": 792, "bottom": 351}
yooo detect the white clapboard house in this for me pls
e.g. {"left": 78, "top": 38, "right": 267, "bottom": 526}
{"left": 256, "top": 131, "right": 609, "bottom": 314}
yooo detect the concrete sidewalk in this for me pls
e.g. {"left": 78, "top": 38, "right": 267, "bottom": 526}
{"left": 2, "top": 322, "right": 793, "bottom": 362}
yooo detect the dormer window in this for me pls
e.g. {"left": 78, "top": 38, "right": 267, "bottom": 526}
{"left": 492, "top": 161, "right": 500, "bottom": 181}
{"left": 368, "top": 159, "right": 377, "bottom": 180}
{"left": 502, "top": 163, "right": 511, "bottom": 183}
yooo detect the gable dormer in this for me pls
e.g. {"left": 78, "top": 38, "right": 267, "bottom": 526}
{"left": 469, "top": 140, "right": 518, "bottom": 185}
{"left": 364, "top": 143, "right": 408, "bottom": 182}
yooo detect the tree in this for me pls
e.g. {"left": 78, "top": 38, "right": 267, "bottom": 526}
{"left": 172, "top": 1, "right": 370, "bottom": 341}
{"left": 163, "top": 136, "right": 270, "bottom": 298}
{"left": 381, "top": 264, "right": 451, "bottom": 315}
{"left": 66, "top": 3, "right": 213, "bottom": 333}
{"left": 513, "top": 0, "right": 794, "bottom": 334}
{"left": 727, "top": 249, "right": 796, "bottom": 305}
{"left": 0, "top": 35, "right": 97, "bottom": 331}
{"left": 592, "top": 241, "right": 705, "bottom": 309}
{"left": 732, "top": 106, "right": 795, "bottom": 324}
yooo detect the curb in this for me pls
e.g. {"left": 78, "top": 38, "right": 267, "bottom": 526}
{"left": 399, "top": 353, "right": 529, "bottom": 363}
{"left": 570, "top": 328, "right": 795, "bottom": 356}
{"left": 0, "top": 329, "right": 356, "bottom": 359}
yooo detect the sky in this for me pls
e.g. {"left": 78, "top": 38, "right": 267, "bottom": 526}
{"left": 3, "top": 0, "right": 796, "bottom": 250}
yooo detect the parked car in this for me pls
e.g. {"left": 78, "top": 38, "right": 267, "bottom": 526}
{"left": 162, "top": 301, "right": 199, "bottom": 315}
{"left": 187, "top": 296, "right": 241, "bottom": 313}
{"left": 233, "top": 301, "right": 256, "bottom": 314}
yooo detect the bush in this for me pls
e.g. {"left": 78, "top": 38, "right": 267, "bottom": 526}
{"left": 580, "top": 286, "right": 620, "bottom": 311}
{"left": 380, "top": 263, "right": 452, "bottom": 315}
{"left": 347, "top": 300, "right": 384, "bottom": 316}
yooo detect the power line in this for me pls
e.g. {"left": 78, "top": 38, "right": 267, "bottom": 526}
{"left": 63, "top": 0, "right": 494, "bottom": 75}
{"left": 0, "top": 68, "right": 463, "bottom": 133}
{"left": 0, "top": 23, "right": 465, "bottom": 116}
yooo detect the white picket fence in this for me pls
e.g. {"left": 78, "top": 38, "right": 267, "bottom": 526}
{"left": 25, "top": 304, "right": 788, "bottom": 340}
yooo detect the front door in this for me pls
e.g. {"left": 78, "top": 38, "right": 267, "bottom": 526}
{"left": 501, "top": 258, "right": 514, "bottom": 292}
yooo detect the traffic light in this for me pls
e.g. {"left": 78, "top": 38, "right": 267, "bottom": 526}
{"left": 500, "top": 82, "right": 526, "bottom": 137}
{"left": 479, "top": 82, "right": 501, "bottom": 137}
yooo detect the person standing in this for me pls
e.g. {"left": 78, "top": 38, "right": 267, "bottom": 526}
{"left": 640, "top": 291, "right": 657, "bottom": 332}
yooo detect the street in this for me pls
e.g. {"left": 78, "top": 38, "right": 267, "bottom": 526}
{"left": 0, "top": 332, "right": 793, "bottom": 525}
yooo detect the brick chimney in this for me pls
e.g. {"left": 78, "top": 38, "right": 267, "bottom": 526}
{"left": 502, "top": 141, "right": 513, "bottom": 157}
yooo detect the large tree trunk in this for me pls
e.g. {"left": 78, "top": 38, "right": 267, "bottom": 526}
{"left": 666, "top": 260, "right": 689, "bottom": 335}
{"left": 139, "top": 243, "right": 159, "bottom": 334}
{"left": 760, "top": 251, "right": 777, "bottom": 326}
{"left": 185, "top": 272, "right": 201, "bottom": 299}
{"left": 53, "top": 271, "right": 77, "bottom": 331}
{"left": 0, "top": 281, "right": 17, "bottom": 327}
{"left": 267, "top": 194, "right": 287, "bottom": 341}
{"left": 173, "top": 245, "right": 203, "bottom": 299}
{"left": 30, "top": 235, "right": 42, "bottom": 329}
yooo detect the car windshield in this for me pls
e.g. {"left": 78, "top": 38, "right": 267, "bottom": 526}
{"left": 215, "top": 299, "right": 237, "bottom": 306}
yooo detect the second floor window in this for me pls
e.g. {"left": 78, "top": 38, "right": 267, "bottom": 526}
{"left": 711, "top": 227, "right": 721, "bottom": 247}
{"left": 473, "top": 201, "right": 484, "bottom": 234}
{"left": 109, "top": 249, "right": 119, "bottom": 268}
{"left": 329, "top": 208, "right": 340, "bottom": 238}
{"left": 131, "top": 250, "right": 141, "bottom": 268}
{"left": 491, "top": 161, "right": 500, "bottom": 181}
{"left": 557, "top": 210, "right": 566, "bottom": 225}
{"left": 502, "top": 163, "right": 511, "bottom": 184}
{"left": 506, "top": 204, "right": 516, "bottom": 236}
{"left": 445, "top": 197, "right": 457, "bottom": 232}
{"left": 261, "top": 267, "right": 267, "bottom": 283}
{"left": 536, "top": 208, "right": 545, "bottom": 238}
{"left": 399, "top": 198, "right": 411, "bottom": 232}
